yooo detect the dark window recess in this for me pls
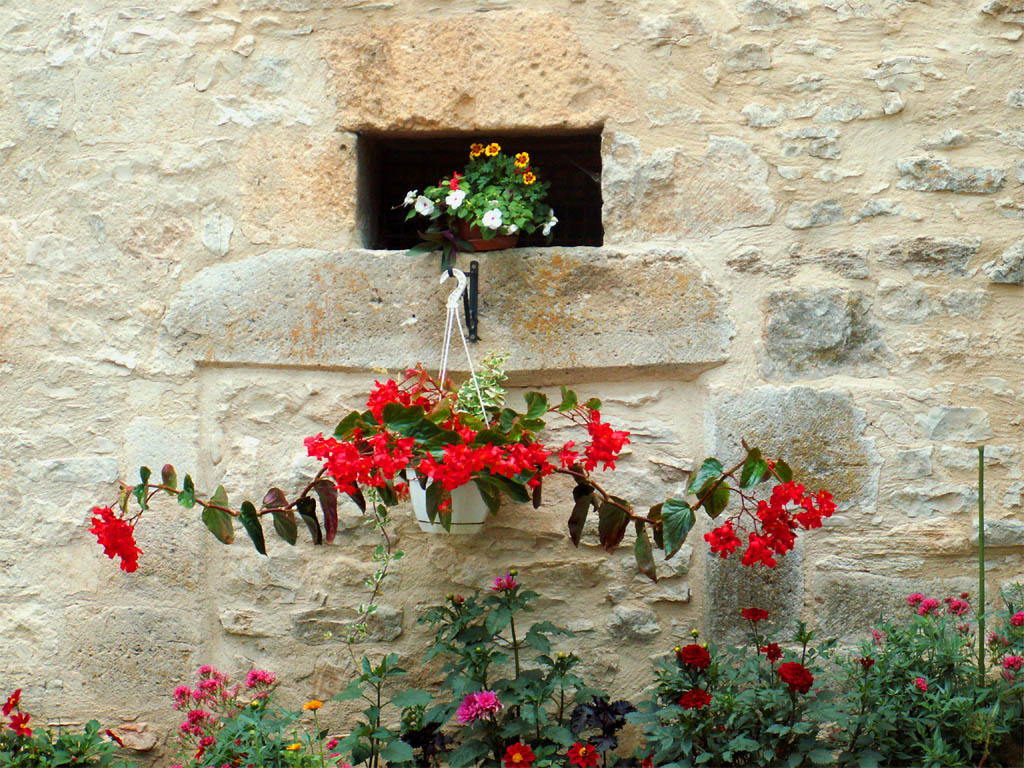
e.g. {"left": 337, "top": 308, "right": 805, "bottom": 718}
{"left": 360, "top": 132, "right": 603, "bottom": 251}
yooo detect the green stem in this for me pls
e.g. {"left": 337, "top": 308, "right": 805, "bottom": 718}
{"left": 978, "top": 445, "right": 986, "bottom": 685}
{"left": 509, "top": 612, "right": 521, "bottom": 679}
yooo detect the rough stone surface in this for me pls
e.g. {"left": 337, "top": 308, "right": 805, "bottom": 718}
{"left": 785, "top": 199, "right": 844, "bottom": 229}
{"left": 896, "top": 158, "right": 1007, "bottom": 194}
{"left": 761, "top": 289, "right": 889, "bottom": 379}
{"left": 874, "top": 236, "right": 980, "bottom": 276}
{"left": 607, "top": 605, "right": 662, "bottom": 640}
{"left": 982, "top": 237, "right": 1024, "bottom": 284}
{"left": 162, "top": 247, "right": 733, "bottom": 377}
{"left": 917, "top": 406, "right": 993, "bottom": 442}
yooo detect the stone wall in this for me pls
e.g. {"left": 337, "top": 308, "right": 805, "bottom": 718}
{"left": 1, "top": 0, "right": 1022, "bottom": 761}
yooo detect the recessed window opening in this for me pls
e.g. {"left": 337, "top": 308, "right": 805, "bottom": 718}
{"left": 358, "top": 130, "right": 604, "bottom": 251}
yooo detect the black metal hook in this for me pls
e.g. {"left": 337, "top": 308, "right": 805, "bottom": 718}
{"left": 462, "top": 260, "right": 480, "bottom": 342}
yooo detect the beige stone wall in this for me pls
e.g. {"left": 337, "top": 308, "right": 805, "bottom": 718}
{"left": 2, "top": 0, "right": 1022, "bottom": 761}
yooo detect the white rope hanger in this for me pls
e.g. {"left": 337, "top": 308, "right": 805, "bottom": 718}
{"left": 438, "top": 269, "right": 487, "bottom": 419}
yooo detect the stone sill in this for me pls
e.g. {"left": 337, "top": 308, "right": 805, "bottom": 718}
{"left": 162, "top": 247, "right": 733, "bottom": 379}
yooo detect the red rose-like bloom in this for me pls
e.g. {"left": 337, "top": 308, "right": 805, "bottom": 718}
{"left": 741, "top": 608, "right": 770, "bottom": 623}
{"left": 504, "top": 742, "right": 536, "bottom": 768}
{"left": 568, "top": 742, "right": 599, "bottom": 767}
{"left": 8, "top": 711, "right": 32, "bottom": 737}
{"left": 89, "top": 506, "right": 142, "bottom": 573}
{"left": 778, "top": 662, "right": 814, "bottom": 694}
{"left": 2, "top": 689, "right": 20, "bottom": 717}
{"left": 1011, "top": 611, "right": 1024, "bottom": 627}
{"left": 678, "top": 688, "right": 712, "bottom": 710}
{"left": 759, "top": 643, "right": 783, "bottom": 663}
{"left": 677, "top": 643, "right": 711, "bottom": 671}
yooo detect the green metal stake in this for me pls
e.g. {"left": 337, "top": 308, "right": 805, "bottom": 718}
{"left": 978, "top": 445, "right": 986, "bottom": 684}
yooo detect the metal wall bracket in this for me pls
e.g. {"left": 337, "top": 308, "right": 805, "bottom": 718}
{"left": 462, "top": 260, "right": 480, "bottom": 342}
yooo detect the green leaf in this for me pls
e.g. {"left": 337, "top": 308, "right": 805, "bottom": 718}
{"left": 210, "top": 484, "right": 229, "bottom": 510}
{"left": 568, "top": 486, "right": 592, "bottom": 547}
{"left": 808, "top": 748, "right": 834, "bottom": 765}
{"left": 177, "top": 474, "right": 196, "bottom": 509}
{"left": 272, "top": 509, "right": 298, "bottom": 545}
{"left": 597, "top": 497, "right": 630, "bottom": 553}
{"left": 473, "top": 473, "right": 531, "bottom": 504}
{"left": 739, "top": 447, "right": 769, "bottom": 488}
{"left": 485, "top": 606, "right": 511, "bottom": 635}
{"left": 313, "top": 479, "right": 338, "bottom": 543}
{"left": 133, "top": 483, "right": 149, "bottom": 511}
{"left": 701, "top": 485, "right": 731, "bottom": 519}
{"left": 774, "top": 458, "right": 794, "bottom": 483}
{"left": 333, "top": 410, "right": 363, "bottom": 439}
{"left": 687, "top": 458, "right": 723, "bottom": 495}
{"left": 202, "top": 506, "right": 234, "bottom": 545}
{"left": 662, "top": 498, "right": 695, "bottom": 558}
{"left": 333, "top": 679, "right": 363, "bottom": 701}
{"left": 406, "top": 241, "right": 439, "bottom": 256}
{"left": 296, "top": 496, "right": 322, "bottom": 545}
{"left": 139, "top": 466, "right": 151, "bottom": 486}
{"left": 541, "top": 724, "right": 575, "bottom": 746}
{"left": 161, "top": 463, "right": 177, "bottom": 492}
{"left": 584, "top": 397, "right": 601, "bottom": 411}
{"left": 558, "top": 386, "right": 577, "bottom": 412}
{"left": 389, "top": 689, "right": 433, "bottom": 709}
{"left": 263, "top": 487, "right": 287, "bottom": 510}
{"left": 633, "top": 521, "right": 657, "bottom": 582}
{"left": 382, "top": 403, "right": 425, "bottom": 434}
{"left": 238, "top": 501, "right": 266, "bottom": 556}
{"left": 425, "top": 481, "right": 444, "bottom": 524}
{"left": 856, "top": 751, "right": 882, "bottom": 768}
{"left": 448, "top": 741, "right": 490, "bottom": 768}
{"left": 475, "top": 480, "right": 501, "bottom": 515}
{"left": 524, "top": 391, "right": 548, "bottom": 419}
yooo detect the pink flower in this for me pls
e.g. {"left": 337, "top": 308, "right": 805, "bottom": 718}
{"left": 917, "top": 598, "right": 941, "bottom": 616}
{"left": 946, "top": 598, "right": 970, "bottom": 617}
{"left": 456, "top": 690, "right": 503, "bottom": 723}
{"left": 172, "top": 685, "right": 192, "bottom": 708}
{"left": 245, "top": 669, "right": 276, "bottom": 688}
{"left": 1011, "top": 611, "right": 1024, "bottom": 627}
{"left": 1003, "top": 655, "right": 1023, "bottom": 671}
{"left": 326, "top": 738, "right": 339, "bottom": 750}
{"left": 906, "top": 593, "right": 926, "bottom": 607}
{"left": 492, "top": 573, "right": 518, "bottom": 592}
{"left": 871, "top": 628, "right": 884, "bottom": 645}
{"left": 914, "top": 677, "right": 928, "bottom": 692}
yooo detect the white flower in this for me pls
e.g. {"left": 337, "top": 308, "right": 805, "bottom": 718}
{"left": 403, "top": 189, "right": 418, "bottom": 206}
{"left": 445, "top": 189, "right": 466, "bottom": 210}
{"left": 481, "top": 208, "right": 503, "bottom": 230}
{"left": 505, "top": 224, "right": 518, "bottom": 234}
{"left": 414, "top": 195, "right": 435, "bottom": 216}
{"left": 542, "top": 211, "right": 558, "bottom": 237}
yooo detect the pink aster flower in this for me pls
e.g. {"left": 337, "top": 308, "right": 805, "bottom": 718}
{"left": 456, "top": 690, "right": 503, "bottom": 723}
{"left": 492, "top": 573, "right": 517, "bottom": 592}
{"left": 914, "top": 677, "right": 928, "bottom": 692}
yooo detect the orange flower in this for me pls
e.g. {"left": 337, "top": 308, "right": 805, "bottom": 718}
{"left": 514, "top": 152, "right": 530, "bottom": 168}
{"left": 485, "top": 142, "right": 501, "bottom": 156}
{"left": 303, "top": 699, "right": 323, "bottom": 711}
{"left": 469, "top": 143, "right": 484, "bottom": 157}
{"left": 522, "top": 171, "right": 537, "bottom": 185}
{"left": 286, "top": 742, "right": 303, "bottom": 751}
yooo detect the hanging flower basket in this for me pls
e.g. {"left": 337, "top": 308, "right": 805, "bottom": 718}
{"left": 408, "top": 470, "right": 488, "bottom": 534}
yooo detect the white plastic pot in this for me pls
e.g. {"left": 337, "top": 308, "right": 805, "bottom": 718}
{"left": 408, "top": 471, "right": 489, "bottom": 534}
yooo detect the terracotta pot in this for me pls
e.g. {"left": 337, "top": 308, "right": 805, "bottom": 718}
{"left": 408, "top": 471, "right": 489, "bottom": 534}
{"left": 455, "top": 219, "right": 519, "bottom": 252}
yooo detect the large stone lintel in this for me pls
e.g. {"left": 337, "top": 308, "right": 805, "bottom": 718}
{"left": 162, "top": 247, "right": 732, "bottom": 378}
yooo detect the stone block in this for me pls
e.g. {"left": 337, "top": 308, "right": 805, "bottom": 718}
{"left": 982, "top": 237, "right": 1024, "bottom": 284}
{"left": 895, "top": 447, "right": 932, "bottom": 480}
{"left": 785, "top": 199, "right": 843, "bottom": 229}
{"left": 896, "top": 157, "right": 1006, "bottom": 194}
{"left": 706, "top": 386, "right": 882, "bottom": 514}
{"left": 761, "top": 288, "right": 889, "bottom": 379}
{"left": 162, "top": 247, "right": 733, "bottom": 378}
{"left": 607, "top": 605, "right": 661, "bottom": 640}
{"left": 874, "top": 236, "right": 979, "bottom": 276}
{"left": 917, "top": 406, "right": 992, "bottom": 442}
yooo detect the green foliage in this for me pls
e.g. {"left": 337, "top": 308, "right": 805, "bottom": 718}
{"left": 0, "top": 718, "right": 135, "bottom": 768}
{"left": 455, "top": 352, "right": 508, "bottom": 422}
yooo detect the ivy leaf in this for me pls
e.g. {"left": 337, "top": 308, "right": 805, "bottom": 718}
{"left": 633, "top": 521, "right": 657, "bottom": 582}
{"left": 313, "top": 479, "right": 338, "bottom": 543}
{"left": 296, "top": 496, "right": 322, "bottom": 545}
{"left": 662, "top": 498, "right": 695, "bottom": 558}
{"left": 686, "top": 458, "right": 723, "bottom": 495}
{"left": 202, "top": 506, "right": 234, "bottom": 545}
{"left": 739, "top": 448, "right": 769, "bottom": 489}
{"left": 597, "top": 497, "right": 630, "bottom": 553}
{"left": 239, "top": 501, "right": 267, "bottom": 556}
{"left": 177, "top": 475, "right": 196, "bottom": 509}
{"left": 558, "top": 386, "right": 578, "bottom": 412}
{"left": 272, "top": 510, "right": 298, "bottom": 545}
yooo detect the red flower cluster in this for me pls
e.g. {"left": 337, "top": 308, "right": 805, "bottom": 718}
{"left": 89, "top": 506, "right": 142, "bottom": 573}
{"left": 676, "top": 643, "right": 711, "bottom": 671}
{"left": 678, "top": 688, "right": 712, "bottom": 710}
{"left": 759, "top": 643, "right": 783, "bottom": 663}
{"left": 742, "top": 608, "right": 769, "bottom": 623}
{"left": 704, "top": 482, "right": 835, "bottom": 568}
{"left": 778, "top": 662, "right": 814, "bottom": 694}
{"left": 568, "top": 742, "right": 599, "bottom": 767}
{"left": 583, "top": 411, "right": 630, "bottom": 472}
{"left": 3, "top": 689, "right": 31, "bottom": 738}
{"left": 504, "top": 742, "right": 535, "bottom": 767}
{"left": 1012, "top": 611, "right": 1024, "bottom": 627}
{"left": 944, "top": 597, "right": 971, "bottom": 616}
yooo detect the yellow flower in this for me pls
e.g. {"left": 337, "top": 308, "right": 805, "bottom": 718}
{"left": 286, "top": 742, "right": 303, "bottom": 751}
{"left": 484, "top": 142, "right": 501, "bottom": 156}
{"left": 469, "top": 142, "right": 484, "bottom": 158}
{"left": 303, "top": 699, "right": 323, "bottom": 711}
{"left": 514, "top": 151, "right": 530, "bottom": 168}
{"left": 522, "top": 171, "right": 537, "bottom": 185}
